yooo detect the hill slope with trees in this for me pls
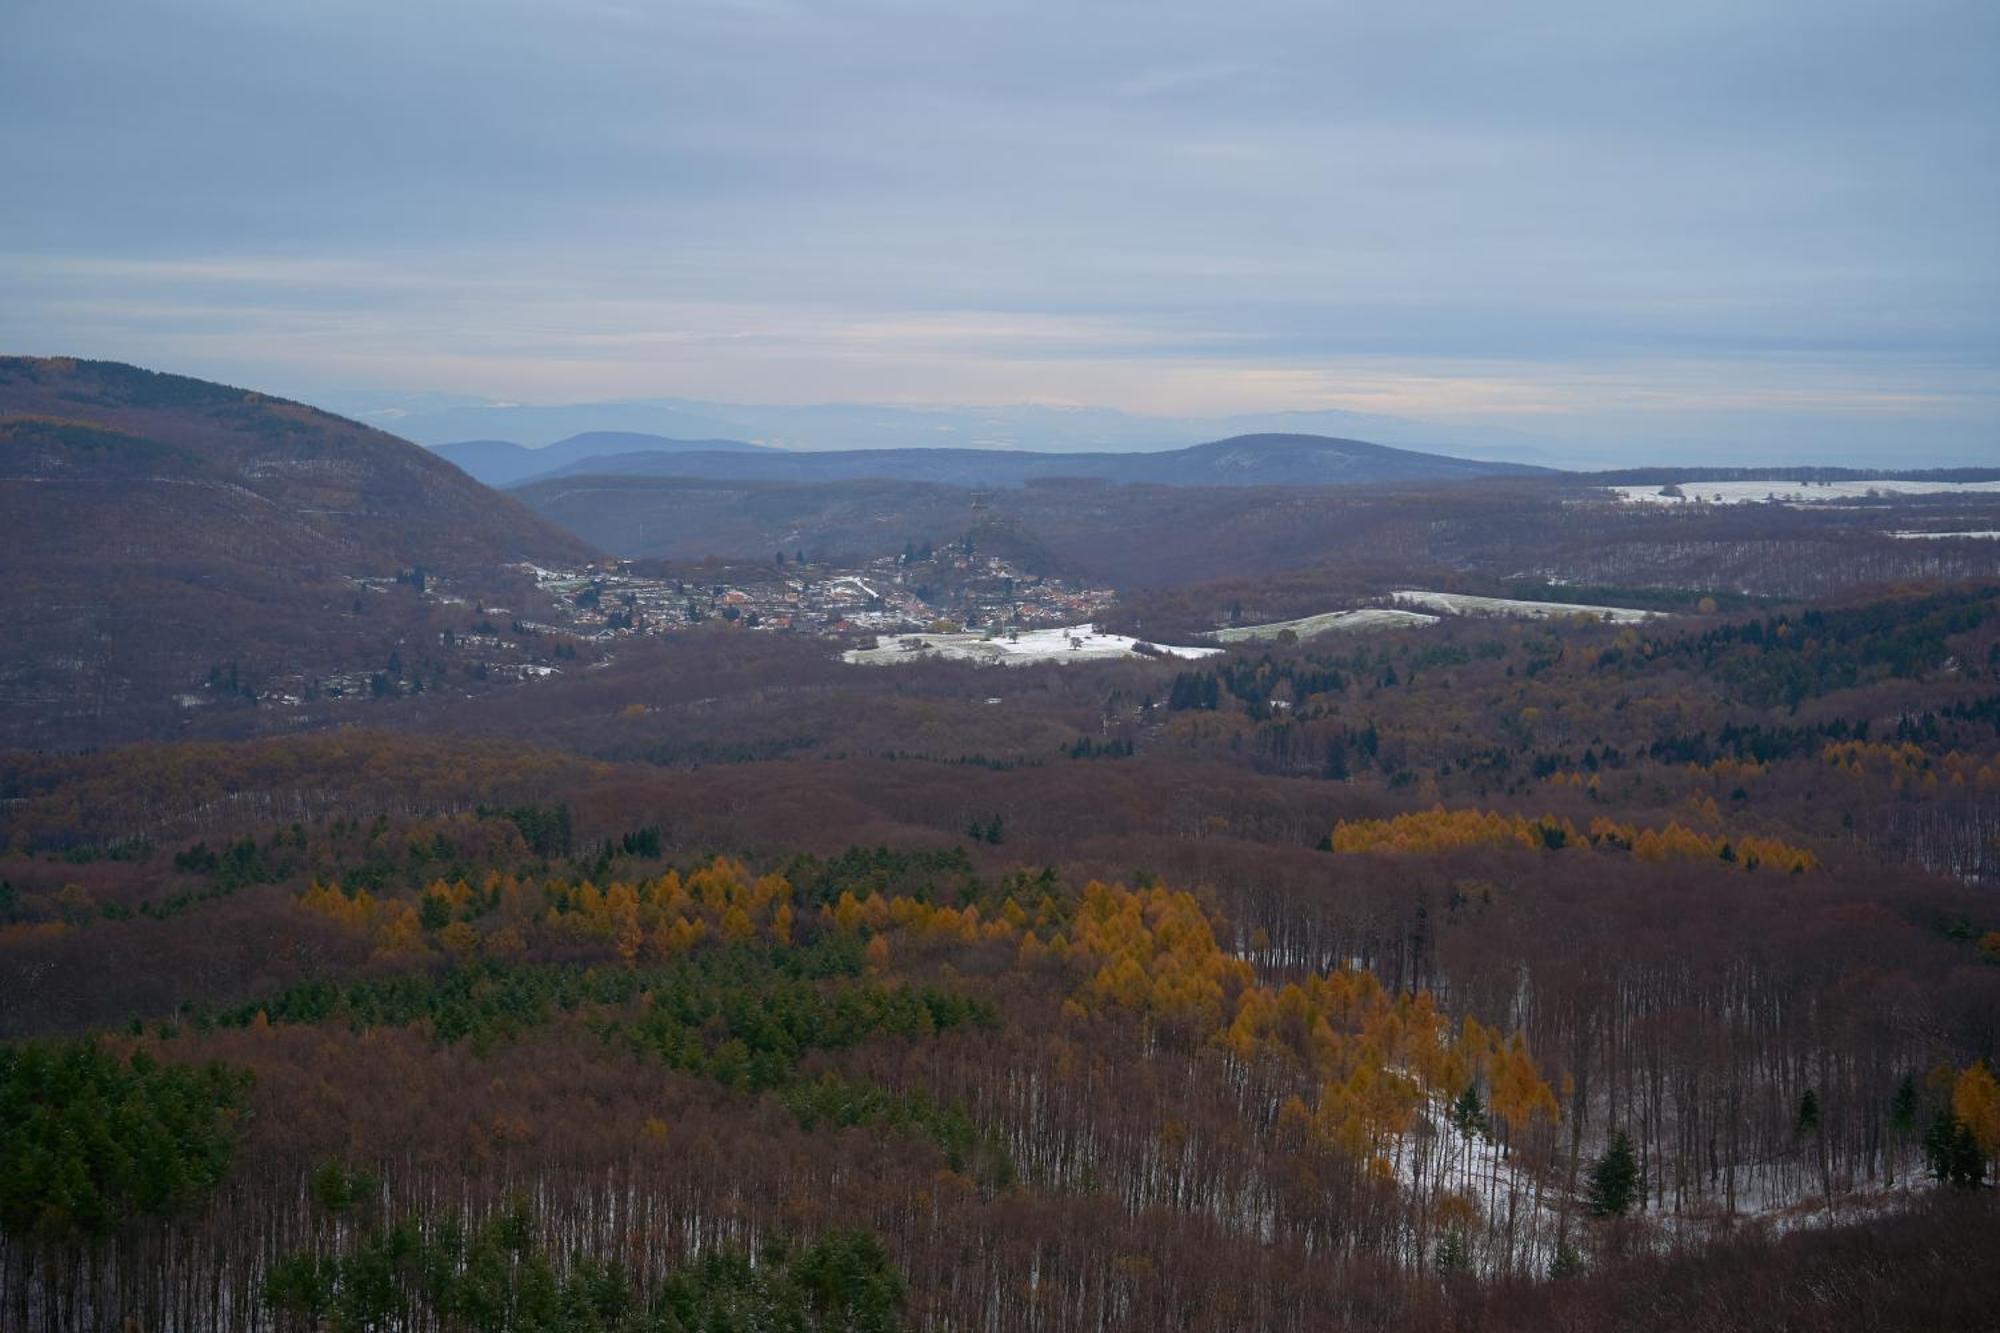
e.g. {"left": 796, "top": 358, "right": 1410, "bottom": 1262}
{"left": 0, "top": 358, "right": 597, "bottom": 747}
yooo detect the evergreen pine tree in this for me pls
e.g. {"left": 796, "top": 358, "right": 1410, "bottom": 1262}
{"left": 1434, "top": 1231, "right": 1471, "bottom": 1276}
{"left": 1890, "top": 1075, "right": 1918, "bottom": 1133}
{"left": 1549, "top": 1241, "right": 1584, "bottom": 1279}
{"left": 1450, "top": 1084, "right": 1488, "bottom": 1139}
{"left": 1586, "top": 1130, "right": 1639, "bottom": 1217}
{"left": 1923, "top": 1111, "right": 1986, "bottom": 1188}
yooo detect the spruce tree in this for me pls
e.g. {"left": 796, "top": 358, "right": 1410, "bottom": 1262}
{"left": 1890, "top": 1074, "right": 1918, "bottom": 1134}
{"left": 1549, "top": 1241, "right": 1584, "bottom": 1279}
{"left": 1586, "top": 1130, "right": 1639, "bottom": 1217}
{"left": 1923, "top": 1111, "right": 1986, "bottom": 1188}
{"left": 1451, "top": 1084, "right": 1488, "bottom": 1139}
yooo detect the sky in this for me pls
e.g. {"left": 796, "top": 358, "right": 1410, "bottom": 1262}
{"left": 2, "top": 0, "right": 1996, "bottom": 464}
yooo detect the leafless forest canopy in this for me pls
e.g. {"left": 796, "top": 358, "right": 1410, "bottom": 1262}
{"left": 4, "top": 360, "right": 2000, "bottom": 1331}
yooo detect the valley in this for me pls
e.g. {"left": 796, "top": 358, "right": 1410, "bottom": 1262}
{"left": 3, "top": 362, "right": 1997, "bottom": 1333}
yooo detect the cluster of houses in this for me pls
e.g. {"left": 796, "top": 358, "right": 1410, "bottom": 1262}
{"left": 523, "top": 549, "right": 1118, "bottom": 643}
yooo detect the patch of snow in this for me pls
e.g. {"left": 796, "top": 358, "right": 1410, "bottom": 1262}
{"left": 1608, "top": 480, "right": 2000, "bottom": 507}
{"left": 828, "top": 575, "right": 883, "bottom": 599}
{"left": 1392, "top": 590, "right": 1662, "bottom": 623}
{"left": 510, "top": 562, "right": 591, "bottom": 587}
{"left": 1885, "top": 529, "right": 2000, "bottom": 540}
{"left": 843, "top": 624, "right": 1222, "bottom": 667}
{"left": 1209, "top": 608, "right": 1440, "bottom": 643}
{"left": 1388, "top": 1091, "right": 1563, "bottom": 1275}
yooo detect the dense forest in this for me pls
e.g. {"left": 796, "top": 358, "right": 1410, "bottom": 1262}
{"left": 3, "top": 577, "right": 1999, "bottom": 1330}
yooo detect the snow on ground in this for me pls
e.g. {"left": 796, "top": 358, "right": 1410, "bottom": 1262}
{"left": 1392, "top": 590, "right": 1663, "bottom": 623}
{"left": 1608, "top": 480, "right": 2000, "bottom": 507}
{"left": 828, "top": 575, "right": 883, "bottom": 598}
{"left": 1209, "top": 607, "right": 1441, "bottom": 643}
{"left": 1886, "top": 529, "right": 2000, "bottom": 540}
{"left": 510, "top": 562, "right": 577, "bottom": 583}
{"left": 842, "top": 624, "right": 1222, "bottom": 667}
{"left": 1648, "top": 1161, "right": 1929, "bottom": 1244}
{"left": 1387, "top": 1094, "right": 1932, "bottom": 1275}
{"left": 1390, "top": 1095, "right": 1563, "bottom": 1275}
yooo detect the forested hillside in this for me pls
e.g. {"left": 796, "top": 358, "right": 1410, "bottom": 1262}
{"left": 514, "top": 469, "right": 2000, "bottom": 594}
{"left": 3, "top": 581, "right": 1997, "bottom": 1330}
{"left": 0, "top": 359, "right": 596, "bottom": 746}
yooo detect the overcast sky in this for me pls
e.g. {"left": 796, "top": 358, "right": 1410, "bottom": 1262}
{"left": 3, "top": 0, "right": 1995, "bottom": 462}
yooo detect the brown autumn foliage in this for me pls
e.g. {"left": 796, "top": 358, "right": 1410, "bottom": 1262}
{"left": 4, "top": 392, "right": 2000, "bottom": 1331}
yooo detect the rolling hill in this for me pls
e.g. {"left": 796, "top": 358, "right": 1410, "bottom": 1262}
{"left": 433, "top": 430, "right": 770, "bottom": 486}
{"left": 0, "top": 357, "right": 596, "bottom": 746}
{"left": 518, "top": 432, "right": 1551, "bottom": 489}
{"left": 510, "top": 470, "right": 1594, "bottom": 588}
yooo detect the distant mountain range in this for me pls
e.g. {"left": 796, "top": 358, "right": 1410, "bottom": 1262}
{"left": 484, "top": 432, "right": 1550, "bottom": 490}
{"left": 0, "top": 357, "right": 592, "bottom": 745}
{"left": 433, "top": 431, "right": 771, "bottom": 486}
{"left": 350, "top": 393, "right": 1567, "bottom": 464}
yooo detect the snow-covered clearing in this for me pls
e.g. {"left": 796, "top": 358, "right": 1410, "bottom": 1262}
{"left": 1643, "top": 1160, "right": 1932, "bottom": 1249}
{"left": 1392, "top": 1098, "right": 1561, "bottom": 1274}
{"left": 1608, "top": 480, "right": 2000, "bottom": 507}
{"left": 1885, "top": 529, "right": 2000, "bottom": 540}
{"left": 1209, "top": 607, "right": 1440, "bottom": 643}
{"left": 511, "top": 562, "right": 575, "bottom": 583}
{"left": 1386, "top": 1091, "right": 1935, "bottom": 1275}
{"left": 1392, "top": 590, "right": 1663, "bottom": 624}
{"left": 842, "top": 624, "right": 1221, "bottom": 667}
{"left": 1208, "top": 592, "right": 1659, "bottom": 647}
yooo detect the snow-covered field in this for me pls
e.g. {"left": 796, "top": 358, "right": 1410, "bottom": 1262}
{"left": 511, "top": 561, "right": 586, "bottom": 585}
{"left": 827, "top": 574, "right": 885, "bottom": 598}
{"left": 843, "top": 624, "right": 1222, "bottom": 667}
{"left": 1209, "top": 607, "right": 1440, "bottom": 643}
{"left": 1392, "top": 590, "right": 1663, "bottom": 623}
{"left": 1608, "top": 480, "right": 2000, "bottom": 507}
{"left": 850, "top": 593, "right": 1669, "bottom": 667}
{"left": 1886, "top": 529, "right": 2000, "bottom": 540}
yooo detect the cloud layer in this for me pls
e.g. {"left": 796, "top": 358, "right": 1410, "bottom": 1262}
{"left": 3, "top": 0, "right": 1995, "bottom": 462}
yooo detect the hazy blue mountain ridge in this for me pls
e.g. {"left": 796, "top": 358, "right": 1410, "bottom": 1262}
{"left": 506, "top": 432, "right": 1552, "bottom": 489}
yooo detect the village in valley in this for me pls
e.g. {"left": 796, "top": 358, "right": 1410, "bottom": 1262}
{"left": 526, "top": 542, "right": 1118, "bottom": 642}
{"left": 266, "top": 545, "right": 1125, "bottom": 705}
{"left": 235, "top": 542, "right": 1704, "bottom": 714}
